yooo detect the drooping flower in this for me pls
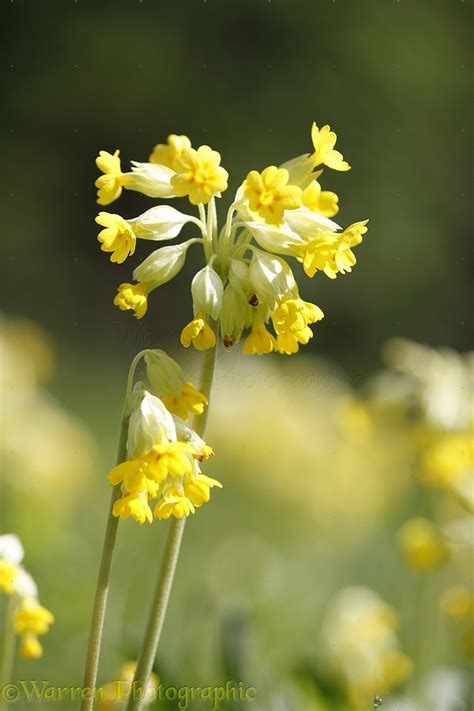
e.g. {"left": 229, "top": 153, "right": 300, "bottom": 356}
{"left": 108, "top": 379, "right": 221, "bottom": 524}
{"left": 114, "top": 282, "right": 151, "bottom": 320}
{"left": 310, "top": 123, "right": 351, "bottom": 171}
{"left": 0, "top": 534, "right": 54, "bottom": 660}
{"left": 180, "top": 318, "right": 216, "bottom": 350}
{"left": 96, "top": 213, "right": 136, "bottom": 264}
{"left": 95, "top": 150, "right": 125, "bottom": 205}
{"left": 149, "top": 134, "right": 191, "bottom": 170}
{"left": 14, "top": 598, "right": 54, "bottom": 659}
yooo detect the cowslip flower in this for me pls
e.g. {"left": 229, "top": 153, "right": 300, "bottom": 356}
{"left": 94, "top": 123, "right": 368, "bottom": 356}
{"left": 319, "top": 587, "right": 412, "bottom": 707}
{"left": 0, "top": 534, "right": 54, "bottom": 659}
{"left": 97, "top": 661, "right": 159, "bottom": 710}
{"left": 396, "top": 517, "right": 449, "bottom": 572}
{"left": 14, "top": 597, "right": 54, "bottom": 659}
{"left": 108, "top": 352, "right": 221, "bottom": 524}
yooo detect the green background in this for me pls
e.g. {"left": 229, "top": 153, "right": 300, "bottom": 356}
{"left": 1, "top": 0, "right": 472, "bottom": 378}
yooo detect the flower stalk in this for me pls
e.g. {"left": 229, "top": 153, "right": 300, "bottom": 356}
{"left": 125, "top": 339, "right": 218, "bottom": 711}
{"left": 80, "top": 416, "right": 129, "bottom": 711}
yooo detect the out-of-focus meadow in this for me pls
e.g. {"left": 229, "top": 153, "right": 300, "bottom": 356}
{"left": 0, "top": 1, "right": 472, "bottom": 709}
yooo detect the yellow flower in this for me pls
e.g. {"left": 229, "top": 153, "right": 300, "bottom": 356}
{"left": 423, "top": 433, "right": 473, "bottom": 489}
{"left": 397, "top": 517, "right": 448, "bottom": 572}
{"left": 0, "top": 560, "right": 17, "bottom": 595}
{"left": 114, "top": 282, "right": 151, "bottom": 319}
{"left": 154, "top": 483, "right": 195, "bottom": 519}
{"left": 242, "top": 319, "right": 276, "bottom": 355}
{"left": 95, "top": 149, "right": 125, "bottom": 205}
{"left": 272, "top": 298, "right": 324, "bottom": 355}
{"left": 184, "top": 473, "right": 222, "bottom": 506}
{"left": 96, "top": 212, "right": 136, "bottom": 264}
{"left": 149, "top": 134, "right": 191, "bottom": 170}
{"left": 20, "top": 633, "right": 43, "bottom": 659}
{"left": 440, "top": 585, "right": 473, "bottom": 621}
{"left": 310, "top": 123, "right": 351, "bottom": 171}
{"left": 194, "top": 444, "right": 215, "bottom": 462}
{"left": 112, "top": 491, "right": 153, "bottom": 524}
{"left": 154, "top": 474, "right": 222, "bottom": 520}
{"left": 302, "top": 180, "right": 339, "bottom": 217}
{"left": 143, "top": 442, "right": 194, "bottom": 483}
{"left": 15, "top": 600, "right": 54, "bottom": 636}
{"left": 98, "top": 662, "right": 159, "bottom": 710}
{"left": 108, "top": 459, "right": 146, "bottom": 494}
{"left": 180, "top": 318, "right": 216, "bottom": 350}
{"left": 301, "top": 220, "right": 368, "bottom": 278}
{"left": 161, "top": 382, "right": 208, "bottom": 421}
{"left": 171, "top": 145, "right": 228, "bottom": 204}
{"left": 244, "top": 166, "right": 302, "bottom": 226}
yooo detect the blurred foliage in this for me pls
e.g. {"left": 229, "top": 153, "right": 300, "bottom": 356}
{"left": 1, "top": 318, "right": 473, "bottom": 709}
{"left": 0, "top": 0, "right": 472, "bottom": 379}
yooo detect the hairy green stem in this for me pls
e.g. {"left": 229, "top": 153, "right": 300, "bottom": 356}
{"left": 126, "top": 343, "right": 218, "bottom": 710}
{"left": 0, "top": 595, "right": 16, "bottom": 707}
{"left": 80, "top": 415, "right": 129, "bottom": 711}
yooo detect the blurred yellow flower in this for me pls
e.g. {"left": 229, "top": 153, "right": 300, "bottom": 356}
{"left": 422, "top": 432, "right": 474, "bottom": 510}
{"left": 440, "top": 585, "right": 473, "bottom": 621}
{"left": 0, "top": 560, "right": 17, "bottom": 594}
{"left": 318, "top": 587, "right": 411, "bottom": 708}
{"left": 397, "top": 517, "right": 448, "bottom": 572}
{"left": 97, "top": 661, "right": 159, "bottom": 710}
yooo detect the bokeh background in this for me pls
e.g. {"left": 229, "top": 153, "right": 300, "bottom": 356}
{"left": 1, "top": 0, "right": 472, "bottom": 709}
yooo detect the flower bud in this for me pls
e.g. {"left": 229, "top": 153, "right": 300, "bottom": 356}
{"left": 128, "top": 205, "right": 196, "bottom": 241}
{"left": 15, "top": 569, "right": 38, "bottom": 599}
{"left": 228, "top": 259, "right": 253, "bottom": 297}
{"left": 220, "top": 284, "right": 252, "bottom": 347}
{"left": 249, "top": 252, "right": 297, "bottom": 309}
{"left": 284, "top": 206, "right": 341, "bottom": 239}
{"left": 0, "top": 534, "right": 24, "bottom": 565}
{"left": 246, "top": 221, "right": 305, "bottom": 256}
{"left": 127, "top": 390, "right": 177, "bottom": 458}
{"left": 191, "top": 265, "right": 224, "bottom": 320}
{"left": 133, "top": 244, "right": 188, "bottom": 285}
{"left": 145, "top": 350, "right": 184, "bottom": 398}
{"left": 122, "top": 162, "right": 177, "bottom": 198}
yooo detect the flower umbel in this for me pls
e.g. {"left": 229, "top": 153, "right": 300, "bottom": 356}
{"left": 107, "top": 358, "right": 220, "bottom": 525}
{"left": 94, "top": 123, "right": 368, "bottom": 354}
{"left": 0, "top": 533, "right": 54, "bottom": 660}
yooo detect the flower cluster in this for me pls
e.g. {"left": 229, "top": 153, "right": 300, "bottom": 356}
{"left": 375, "top": 339, "right": 474, "bottom": 657}
{"left": 318, "top": 586, "right": 412, "bottom": 707}
{"left": 0, "top": 534, "right": 54, "bottom": 659}
{"left": 95, "top": 123, "right": 368, "bottom": 355}
{"left": 109, "top": 351, "right": 220, "bottom": 524}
